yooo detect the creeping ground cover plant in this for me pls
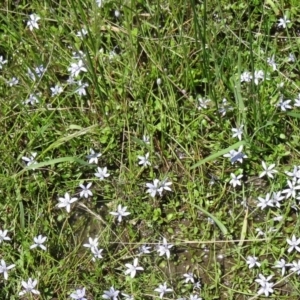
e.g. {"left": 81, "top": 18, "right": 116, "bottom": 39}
{"left": 2, "top": 0, "right": 300, "bottom": 299}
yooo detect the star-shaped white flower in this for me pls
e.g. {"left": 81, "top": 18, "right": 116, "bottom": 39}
{"left": 0, "top": 259, "right": 15, "bottom": 280}
{"left": 138, "top": 152, "right": 151, "bottom": 167}
{"left": 0, "top": 230, "right": 11, "bottom": 243}
{"left": 94, "top": 167, "right": 110, "bottom": 180}
{"left": 287, "top": 235, "right": 300, "bottom": 253}
{"left": 50, "top": 84, "right": 63, "bottom": 96}
{"left": 231, "top": 125, "right": 243, "bottom": 141}
{"left": 146, "top": 179, "right": 160, "bottom": 197}
{"left": 70, "top": 287, "right": 87, "bottom": 300}
{"left": 157, "top": 237, "right": 173, "bottom": 259}
{"left": 83, "top": 237, "right": 99, "bottom": 251}
{"left": 27, "top": 14, "right": 40, "bottom": 31}
{"left": 257, "top": 281, "right": 274, "bottom": 297}
{"left": 0, "top": 56, "right": 7, "bottom": 69}
{"left": 246, "top": 256, "right": 261, "bottom": 269}
{"left": 154, "top": 282, "right": 173, "bottom": 299}
{"left": 257, "top": 193, "right": 273, "bottom": 210}
{"left": 30, "top": 235, "right": 47, "bottom": 250}
{"left": 278, "top": 16, "right": 291, "bottom": 29}
{"left": 124, "top": 258, "right": 144, "bottom": 278}
{"left": 183, "top": 272, "right": 195, "bottom": 283}
{"left": 57, "top": 193, "right": 78, "bottom": 213}
{"left": 229, "top": 173, "right": 243, "bottom": 187}
{"left": 110, "top": 205, "right": 130, "bottom": 222}
{"left": 68, "top": 59, "right": 87, "bottom": 77}
{"left": 102, "top": 286, "right": 119, "bottom": 299}
{"left": 79, "top": 183, "right": 93, "bottom": 198}
{"left": 19, "top": 278, "right": 40, "bottom": 296}
{"left": 86, "top": 148, "right": 101, "bottom": 164}
{"left": 259, "top": 161, "right": 278, "bottom": 178}
{"left": 274, "top": 259, "right": 287, "bottom": 276}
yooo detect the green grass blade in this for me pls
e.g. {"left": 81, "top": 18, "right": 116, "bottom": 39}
{"left": 190, "top": 140, "right": 246, "bottom": 169}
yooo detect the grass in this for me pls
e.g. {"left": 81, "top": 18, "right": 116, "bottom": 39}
{"left": 1, "top": 0, "right": 300, "bottom": 299}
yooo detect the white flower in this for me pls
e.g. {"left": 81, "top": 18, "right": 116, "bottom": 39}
{"left": 218, "top": 98, "right": 233, "bottom": 116}
{"left": 282, "top": 180, "right": 300, "bottom": 199}
{"left": 259, "top": 161, "right": 278, "bottom": 178}
{"left": 22, "top": 152, "right": 38, "bottom": 167}
{"left": 231, "top": 125, "right": 243, "bottom": 141}
{"left": 253, "top": 70, "right": 264, "bottom": 85}
{"left": 142, "top": 135, "right": 150, "bottom": 144}
{"left": 223, "top": 149, "right": 238, "bottom": 161}
{"left": 183, "top": 272, "right": 195, "bottom": 283}
{"left": 288, "top": 53, "right": 296, "bottom": 62}
{"left": 157, "top": 237, "right": 173, "bottom": 259}
{"left": 0, "top": 230, "right": 11, "bottom": 243}
{"left": 96, "top": 0, "right": 103, "bottom": 8}
{"left": 124, "top": 258, "right": 144, "bottom": 278}
{"left": 83, "top": 237, "right": 99, "bottom": 251}
{"left": 30, "top": 235, "right": 47, "bottom": 250}
{"left": 68, "top": 59, "right": 87, "bottom": 77}
{"left": 91, "top": 247, "right": 103, "bottom": 261}
{"left": 257, "top": 281, "right": 274, "bottom": 297}
{"left": 24, "top": 94, "right": 39, "bottom": 105}
{"left": 0, "top": 260, "right": 15, "bottom": 280}
{"left": 194, "top": 281, "right": 201, "bottom": 289}
{"left": 102, "top": 286, "right": 119, "bottom": 299}
{"left": 257, "top": 193, "right": 274, "bottom": 210}
{"left": 76, "top": 81, "right": 89, "bottom": 96}
{"left": 86, "top": 149, "right": 101, "bottom": 164}
{"left": 294, "top": 94, "right": 300, "bottom": 107}
{"left": 273, "top": 215, "right": 283, "bottom": 222}
{"left": 50, "top": 84, "right": 63, "bottom": 96}
{"left": 154, "top": 282, "right": 173, "bottom": 299}
{"left": 288, "top": 259, "right": 300, "bottom": 274}
{"left": 224, "top": 146, "right": 247, "bottom": 164}
{"left": 267, "top": 55, "right": 277, "bottom": 71}
{"left": 35, "top": 65, "right": 45, "bottom": 77}
{"left": 57, "top": 192, "right": 78, "bottom": 213}
{"left": 76, "top": 28, "right": 88, "bottom": 38}
{"left": 94, "top": 167, "right": 110, "bottom": 180}
{"left": 198, "top": 97, "right": 211, "bottom": 110}
{"left": 271, "top": 192, "right": 284, "bottom": 208}
{"left": 19, "top": 278, "right": 40, "bottom": 296}
{"left": 158, "top": 179, "right": 172, "bottom": 195}
{"left": 146, "top": 179, "right": 160, "bottom": 197}
{"left": 277, "top": 97, "right": 292, "bottom": 111}
{"left": 79, "top": 183, "right": 93, "bottom": 198}
{"left": 70, "top": 287, "right": 87, "bottom": 300}
{"left": 256, "top": 228, "right": 265, "bottom": 236}
{"left": 110, "top": 204, "right": 130, "bottom": 222}
{"left": 109, "top": 50, "right": 117, "bottom": 60}
{"left": 240, "top": 71, "right": 252, "bottom": 83}
{"left": 246, "top": 256, "right": 261, "bottom": 269}
{"left": 278, "top": 16, "right": 290, "bottom": 28}
{"left": 0, "top": 56, "right": 7, "bottom": 69}
{"left": 137, "top": 245, "right": 151, "bottom": 256}
{"left": 287, "top": 235, "right": 300, "bottom": 253}
{"left": 27, "top": 14, "right": 40, "bottom": 31}
{"left": 274, "top": 259, "right": 287, "bottom": 276}
{"left": 255, "top": 274, "right": 274, "bottom": 297}
{"left": 7, "top": 77, "right": 18, "bottom": 86}
{"left": 121, "top": 293, "right": 134, "bottom": 300}
{"left": 285, "top": 166, "right": 300, "bottom": 179}
{"left": 229, "top": 173, "right": 243, "bottom": 188}
{"left": 138, "top": 152, "right": 151, "bottom": 167}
